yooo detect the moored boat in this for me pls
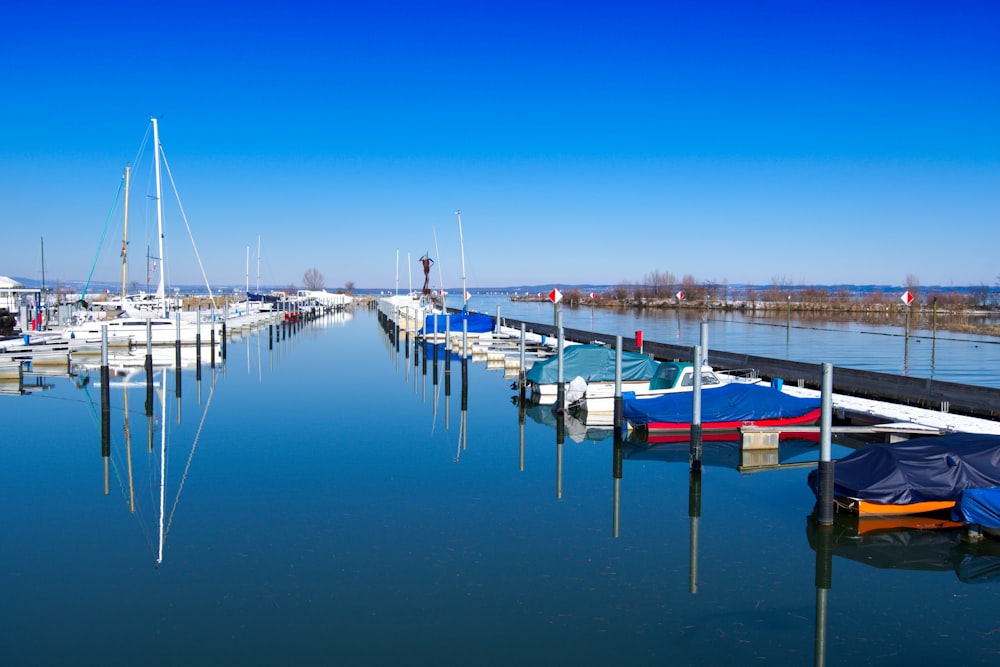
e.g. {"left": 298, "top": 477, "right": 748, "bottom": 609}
{"left": 419, "top": 309, "right": 494, "bottom": 340}
{"left": 569, "top": 360, "right": 754, "bottom": 422}
{"left": 623, "top": 382, "right": 821, "bottom": 434}
{"left": 953, "top": 487, "right": 1000, "bottom": 540}
{"left": 807, "top": 433, "right": 1000, "bottom": 516}
{"left": 524, "top": 343, "right": 658, "bottom": 404}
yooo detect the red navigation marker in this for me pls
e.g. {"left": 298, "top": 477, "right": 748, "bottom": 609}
{"left": 901, "top": 290, "right": 914, "bottom": 305}
{"left": 548, "top": 288, "right": 563, "bottom": 304}
{"left": 676, "top": 290, "right": 685, "bottom": 300}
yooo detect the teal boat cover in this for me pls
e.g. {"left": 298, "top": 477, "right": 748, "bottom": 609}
{"left": 525, "top": 344, "right": 659, "bottom": 385}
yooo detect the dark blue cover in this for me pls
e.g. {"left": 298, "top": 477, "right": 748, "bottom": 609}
{"left": 807, "top": 433, "right": 1000, "bottom": 505}
{"left": 622, "top": 383, "right": 820, "bottom": 425}
{"left": 524, "top": 344, "right": 659, "bottom": 385}
{"left": 421, "top": 310, "right": 494, "bottom": 335}
{"left": 953, "top": 487, "right": 1000, "bottom": 529}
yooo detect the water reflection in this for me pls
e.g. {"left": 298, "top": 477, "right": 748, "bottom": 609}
{"left": 807, "top": 513, "right": 1000, "bottom": 583}
{"left": 807, "top": 513, "right": 1000, "bottom": 666}
{"left": 87, "top": 359, "right": 222, "bottom": 565}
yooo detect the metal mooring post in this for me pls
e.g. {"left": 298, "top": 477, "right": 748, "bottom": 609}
{"left": 613, "top": 335, "right": 624, "bottom": 440}
{"left": 690, "top": 344, "right": 703, "bottom": 473}
{"left": 816, "top": 362, "right": 835, "bottom": 525}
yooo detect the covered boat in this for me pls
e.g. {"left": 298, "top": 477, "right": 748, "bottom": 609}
{"left": 623, "top": 382, "right": 821, "bottom": 433}
{"left": 953, "top": 487, "right": 1000, "bottom": 538}
{"left": 568, "top": 361, "right": 739, "bottom": 421}
{"left": 420, "top": 309, "right": 494, "bottom": 338}
{"left": 525, "top": 344, "right": 659, "bottom": 402}
{"left": 807, "top": 433, "right": 1000, "bottom": 516}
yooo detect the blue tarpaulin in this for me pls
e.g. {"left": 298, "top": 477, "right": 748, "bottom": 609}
{"left": 421, "top": 310, "right": 494, "bottom": 335}
{"left": 623, "top": 382, "right": 820, "bottom": 426}
{"left": 807, "top": 433, "right": 1000, "bottom": 505}
{"left": 953, "top": 487, "right": 1000, "bottom": 529}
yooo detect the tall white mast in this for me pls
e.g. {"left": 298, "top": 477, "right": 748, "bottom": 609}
{"left": 456, "top": 210, "right": 467, "bottom": 309}
{"left": 432, "top": 226, "right": 445, "bottom": 295}
{"left": 151, "top": 117, "right": 166, "bottom": 313}
{"left": 245, "top": 245, "right": 250, "bottom": 294}
{"left": 121, "top": 166, "right": 130, "bottom": 300}
{"left": 256, "top": 234, "right": 261, "bottom": 292}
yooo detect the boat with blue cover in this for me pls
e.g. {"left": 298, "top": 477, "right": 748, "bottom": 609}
{"left": 953, "top": 487, "right": 1000, "bottom": 539}
{"left": 807, "top": 432, "right": 1000, "bottom": 516}
{"left": 419, "top": 308, "right": 494, "bottom": 340}
{"left": 623, "top": 382, "right": 822, "bottom": 434}
{"left": 569, "top": 360, "right": 751, "bottom": 422}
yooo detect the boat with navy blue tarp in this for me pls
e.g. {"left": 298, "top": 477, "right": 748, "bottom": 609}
{"left": 807, "top": 432, "right": 1000, "bottom": 516}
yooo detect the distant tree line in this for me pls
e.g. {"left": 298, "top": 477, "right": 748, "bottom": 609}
{"left": 542, "top": 271, "right": 998, "bottom": 312}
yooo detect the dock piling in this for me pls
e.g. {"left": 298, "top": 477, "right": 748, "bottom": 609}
{"left": 613, "top": 335, "right": 624, "bottom": 439}
{"left": 556, "top": 311, "right": 565, "bottom": 412}
{"left": 816, "top": 362, "right": 835, "bottom": 525}
{"left": 690, "top": 344, "right": 703, "bottom": 473}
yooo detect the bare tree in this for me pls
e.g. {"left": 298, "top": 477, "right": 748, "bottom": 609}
{"left": 303, "top": 268, "right": 325, "bottom": 290}
{"left": 904, "top": 273, "right": 920, "bottom": 306}
{"left": 643, "top": 269, "right": 676, "bottom": 298}
{"left": 680, "top": 274, "right": 703, "bottom": 300}
{"left": 344, "top": 281, "right": 355, "bottom": 294}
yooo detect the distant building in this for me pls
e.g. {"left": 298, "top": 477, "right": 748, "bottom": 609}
{"left": 0, "top": 276, "right": 25, "bottom": 312}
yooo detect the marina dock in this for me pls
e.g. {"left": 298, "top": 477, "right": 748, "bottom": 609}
{"left": 378, "top": 298, "right": 1000, "bottom": 438}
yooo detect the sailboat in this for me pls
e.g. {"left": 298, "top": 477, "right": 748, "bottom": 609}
{"left": 62, "top": 118, "right": 217, "bottom": 345}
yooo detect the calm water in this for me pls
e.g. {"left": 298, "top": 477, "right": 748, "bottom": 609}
{"left": 2, "top": 306, "right": 999, "bottom": 666}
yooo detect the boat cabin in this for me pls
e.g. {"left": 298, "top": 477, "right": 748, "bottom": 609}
{"left": 649, "top": 362, "right": 723, "bottom": 391}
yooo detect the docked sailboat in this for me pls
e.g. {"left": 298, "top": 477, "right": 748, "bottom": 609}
{"left": 61, "top": 118, "right": 221, "bottom": 345}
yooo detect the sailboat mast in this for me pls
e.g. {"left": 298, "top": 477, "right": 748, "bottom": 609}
{"left": 157, "top": 370, "right": 166, "bottom": 564}
{"left": 245, "top": 245, "right": 250, "bottom": 294}
{"left": 151, "top": 117, "right": 166, "bottom": 314}
{"left": 432, "top": 226, "right": 445, "bottom": 295}
{"left": 121, "top": 166, "right": 130, "bottom": 299}
{"left": 256, "top": 234, "right": 261, "bottom": 292}
{"left": 456, "top": 210, "right": 467, "bottom": 309}
{"left": 40, "top": 237, "right": 46, "bottom": 293}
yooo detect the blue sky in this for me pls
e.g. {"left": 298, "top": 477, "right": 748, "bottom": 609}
{"left": 2, "top": 1, "right": 997, "bottom": 292}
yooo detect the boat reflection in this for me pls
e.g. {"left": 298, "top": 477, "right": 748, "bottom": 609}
{"left": 806, "top": 513, "right": 1000, "bottom": 583}
{"left": 516, "top": 398, "right": 613, "bottom": 443}
{"left": 82, "top": 351, "right": 221, "bottom": 565}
